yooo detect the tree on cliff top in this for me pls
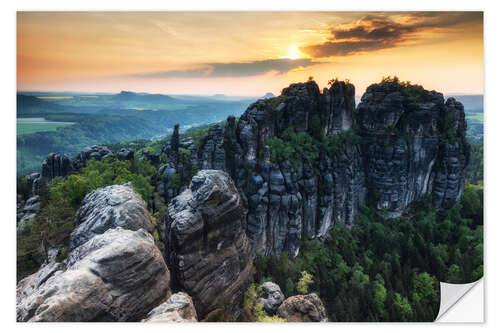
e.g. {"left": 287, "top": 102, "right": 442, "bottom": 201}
{"left": 381, "top": 76, "right": 426, "bottom": 103}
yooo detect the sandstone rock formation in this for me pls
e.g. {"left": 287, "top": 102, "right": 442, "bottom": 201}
{"left": 141, "top": 149, "right": 161, "bottom": 166}
{"left": 16, "top": 228, "right": 170, "bottom": 322}
{"left": 256, "top": 282, "right": 285, "bottom": 315}
{"left": 117, "top": 148, "right": 134, "bottom": 160}
{"left": 16, "top": 195, "right": 41, "bottom": 234}
{"left": 142, "top": 292, "right": 197, "bottom": 322}
{"left": 158, "top": 79, "right": 469, "bottom": 257}
{"left": 73, "top": 145, "right": 114, "bottom": 170}
{"left": 277, "top": 293, "right": 328, "bottom": 322}
{"left": 69, "top": 183, "right": 154, "bottom": 251}
{"left": 165, "top": 170, "right": 253, "bottom": 319}
{"left": 41, "top": 153, "right": 73, "bottom": 182}
{"left": 27, "top": 172, "right": 42, "bottom": 196}
{"left": 356, "top": 81, "right": 469, "bottom": 217}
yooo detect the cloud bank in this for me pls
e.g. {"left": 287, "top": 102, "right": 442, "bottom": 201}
{"left": 128, "top": 58, "right": 323, "bottom": 79}
{"left": 301, "top": 12, "right": 483, "bottom": 57}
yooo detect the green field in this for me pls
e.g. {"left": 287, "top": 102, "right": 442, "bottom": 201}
{"left": 466, "top": 113, "right": 484, "bottom": 123}
{"left": 17, "top": 120, "right": 74, "bottom": 135}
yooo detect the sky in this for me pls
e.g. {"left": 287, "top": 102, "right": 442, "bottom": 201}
{"left": 17, "top": 11, "right": 484, "bottom": 96}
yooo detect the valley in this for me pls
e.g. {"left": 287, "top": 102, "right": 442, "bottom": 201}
{"left": 16, "top": 91, "right": 254, "bottom": 174}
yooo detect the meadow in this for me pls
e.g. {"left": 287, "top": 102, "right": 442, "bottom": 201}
{"left": 17, "top": 118, "right": 74, "bottom": 135}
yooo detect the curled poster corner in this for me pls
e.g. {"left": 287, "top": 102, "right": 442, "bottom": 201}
{"left": 435, "top": 278, "right": 484, "bottom": 322}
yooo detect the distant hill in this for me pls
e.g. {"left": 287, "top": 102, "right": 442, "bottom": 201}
{"left": 113, "top": 91, "right": 176, "bottom": 104}
{"left": 17, "top": 94, "right": 66, "bottom": 115}
{"left": 261, "top": 92, "right": 275, "bottom": 99}
{"left": 170, "top": 94, "right": 258, "bottom": 102}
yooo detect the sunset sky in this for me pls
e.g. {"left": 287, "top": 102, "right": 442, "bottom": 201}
{"left": 17, "top": 11, "right": 483, "bottom": 96}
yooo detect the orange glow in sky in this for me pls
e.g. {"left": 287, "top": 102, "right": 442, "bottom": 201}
{"left": 17, "top": 11, "right": 483, "bottom": 95}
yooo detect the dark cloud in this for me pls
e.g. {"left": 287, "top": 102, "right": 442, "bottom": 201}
{"left": 301, "top": 12, "right": 482, "bottom": 58}
{"left": 128, "top": 58, "right": 323, "bottom": 79}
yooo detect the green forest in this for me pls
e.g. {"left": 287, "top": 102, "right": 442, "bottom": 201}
{"left": 253, "top": 182, "right": 482, "bottom": 321}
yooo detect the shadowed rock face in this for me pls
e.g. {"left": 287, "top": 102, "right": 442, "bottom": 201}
{"left": 69, "top": 183, "right": 154, "bottom": 251}
{"left": 117, "top": 148, "right": 134, "bottom": 160}
{"left": 356, "top": 82, "right": 469, "bottom": 216}
{"left": 16, "top": 228, "right": 170, "bottom": 322}
{"left": 142, "top": 292, "right": 197, "bottom": 322}
{"left": 321, "top": 80, "right": 356, "bottom": 134}
{"left": 191, "top": 81, "right": 364, "bottom": 257}
{"left": 39, "top": 146, "right": 114, "bottom": 184}
{"left": 277, "top": 293, "right": 328, "bottom": 322}
{"left": 41, "top": 153, "right": 73, "bottom": 183}
{"left": 72, "top": 145, "right": 114, "bottom": 170}
{"left": 159, "top": 80, "right": 469, "bottom": 257}
{"left": 165, "top": 170, "right": 253, "bottom": 319}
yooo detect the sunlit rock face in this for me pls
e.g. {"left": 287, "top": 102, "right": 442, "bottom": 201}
{"left": 256, "top": 282, "right": 285, "bottom": 315}
{"left": 142, "top": 292, "right": 197, "bottom": 323}
{"left": 17, "top": 183, "right": 171, "bottom": 322}
{"left": 69, "top": 183, "right": 154, "bottom": 251}
{"left": 161, "top": 80, "right": 469, "bottom": 257}
{"left": 16, "top": 228, "right": 171, "bottom": 322}
{"left": 277, "top": 293, "right": 328, "bottom": 322}
{"left": 165, "top": 170, "right": 253, "bottom": 319}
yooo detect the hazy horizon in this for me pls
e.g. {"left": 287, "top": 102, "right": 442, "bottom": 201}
{"left": 16, "top": 89, "right": 485, "bottom": 97}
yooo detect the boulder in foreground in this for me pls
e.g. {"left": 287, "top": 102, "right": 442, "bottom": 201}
{"left": 142, "top": 292, "right": 197, "bottom": 322}
{"left": 277, "top": 293, "right": 328, "bottom": 322}
{"left": 69, "top": 183, "right": 154, "bottom": 251}
{"left": 17, "top": 228, "right": 170, "bottom": 322}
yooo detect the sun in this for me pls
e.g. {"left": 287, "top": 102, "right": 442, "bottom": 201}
{"left": 283, "top": 45, "right": 303, "bottom": 60}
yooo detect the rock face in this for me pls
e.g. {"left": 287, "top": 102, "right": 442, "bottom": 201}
{"left": 16, "top": 228, "right": 171, "bottom": 322}
{"left": 141, "top": 149, "right": 161, "bottom": 166}
{"left": 277, "top": 293, "right": 328, "bottom": 322}
{"left": 40, "top": 146, "right": 115, "bottom": 183}
{"left": 16, "top": 195, "right": 41, "bottom": 234}
{"left": 69, "top": 183, "right": 154, "bottom": 251}
{"left": 256, "top": 282, "right": 285, "bottom": 315}
{"left": 27, "top": 172, "right": 42, "bottom": 196}
{"left": 117, "top": 148, "right": 134, "bottom": 160}
{"left": 356, "top": 81, "right": 469, "bottom": 216}
{"left": 159, "top": 80, "right": 469, "bottom": 257}
{"left": 321, "top": 80, "right": 356, "bottom": 133}
{"left": 142, "top": 292, "right": 197, "bottom": 322}
{"left": 165, "top": 170, "right": 253, "bottom": 319}
{"left": 17, "top": 183, "right": 170, "bottom": 322}
{"left": 164, "top": 81, "right": 365, "bottom": 257}
{"left": 41, "top": 153, "right": 73, "bottom": 182}
{"left": 73, "top": 145, "right": 114, "bottom": 170}
{"left": 154, "top": 127, "right": 199, "bottom": 215}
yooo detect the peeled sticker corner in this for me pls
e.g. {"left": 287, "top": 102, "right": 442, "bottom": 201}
{"left": 435, "top": 278, "right": 484, "bottom": 322}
